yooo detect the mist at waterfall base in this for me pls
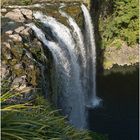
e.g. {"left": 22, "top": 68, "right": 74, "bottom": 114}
{"left": 27, "top": 3, "right": 138, "bottom": 139}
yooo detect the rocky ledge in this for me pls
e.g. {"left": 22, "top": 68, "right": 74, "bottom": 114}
{"left": 1, "top": 3, "right": 83, "bottom": 102}
{"left": 1, "top": 7, "right": 49, "bottom": 102}
{"left": 103, "top": 44, "right": 139, "bottom": 69}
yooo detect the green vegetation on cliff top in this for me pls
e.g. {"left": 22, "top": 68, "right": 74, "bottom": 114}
{"left": 1, "top": 0, "right": 90, "bottom": 6}
{"left": 99, "top": 0, "right": 139, "bottom": 48}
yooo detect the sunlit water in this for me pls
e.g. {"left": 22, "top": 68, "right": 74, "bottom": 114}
{"left": 26, "top": 4, "right": 102, "bottom": 129}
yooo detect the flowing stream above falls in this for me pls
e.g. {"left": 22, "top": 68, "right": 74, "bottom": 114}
{"left": 27, "top": 4, "right": 102, "bottom": 129}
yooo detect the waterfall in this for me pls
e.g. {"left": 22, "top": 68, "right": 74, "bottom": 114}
{"left": 26, "top": 4, "right": 102, "bottom": 129}
{"left": 26, "top": 23, "right": 71, "bottom": 103}
{"left": 59, "top": 10, "right": 86, "bottom": 67}
{"left": 81, "top": 4, "right": 102, "bottom": 107}
{"left": 59, "top": 10, "right": 87, "bottom": 98}
{"left": 26, "top": 23, "right": 70, "bottom": 75}
{"left": 29, "top": 14, "right": 86, "bottom": 128}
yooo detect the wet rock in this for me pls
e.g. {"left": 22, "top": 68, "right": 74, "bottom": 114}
{"left": 20, "top": 27, "right": 30, "bottom": 36}
{"left": 1, "top": 64, "right": 9, "bottom": 79}
{"left": 13, "top": 75, "right": 26, "bottom": 83}
{"left": 14, "top": 64, "right": 23, "bottom": 69}
{"left": 2, "top": 43, "right": 12, "bottom": 60}
{"left": 1, "top": 9, "right": 7, "bottom": 13}
{"left": 12, "top": 75, "right": 27, "bottom": 90}
{"left": 5, "top": 30, "right": 13, "bottom": 35}
{"left": 13, "top": 64, "right": 24, "bottom": 76}
{"left": 29, "top": 65, "right": 34, "bottom": 69}
{"left": 9, "top": 34, "right": 22, "bottom": 42}
{"left": 7, "top": 39, "right": 13, "bottom": 43}
{"left": 1, "top": 7, "right": 49, "bottom": 102}
{"left": 13, "top": 77, "right": 32, "bottom": 94}
{"left": 2, "top": 42, "right": 11, "bottom": 49}
{"left": 1, "top": 66, "right": 7, "bottom": 79}
{"left": 20, "top": 9, "right": 33, "bottom": 20}
{"left": 5, "top": 9, "right": 25, "bottom": 22}
{"left": 16, "top": 84, "right": 27, "bottom": 92}
{"left": 15, "top": 26, "right": 25, "bottom": 33}
{"left": 5, "top": 52, "right": 12, "bottom": 60}
{"left": 10, "top": 44, "right": 24, "bottom": 60}
{"left": 1, "top": 19, "right": 20, "bottom": 35}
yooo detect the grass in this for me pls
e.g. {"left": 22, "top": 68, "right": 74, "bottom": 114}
{"left": 1, "top": 89, "right": 101, "bottom": 140}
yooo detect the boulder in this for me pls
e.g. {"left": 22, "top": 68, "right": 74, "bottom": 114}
{"left": 14, "top": 64, "right": 23, "bottom": 69}
{"left": 2, "top": 42, "right": 11, "bottom": 49}
{"left": 9, "top": 34, "right": 22, "bottom": 42}
{"left": 15, "top": 26, "right": 25, "bottom": 33}
{"left": 5, "top": 9, "right": 25, "bottom": 22}
{"left": 12, "top": 76, "right": 27, "bottom": 89}
{"left": 20, "top": 27, "right": 30, "bottom": 36}
{"left": 1, "top": 9, "right": 7, "bottom": 13}
{"left": 5, "top": 30, "right": 13, "bottom": 35}
{"left": 20, "top": 9, "right": 33, "bottom": 20}
{"left": 1, "top": 64, "right": 10, "bottom": 80}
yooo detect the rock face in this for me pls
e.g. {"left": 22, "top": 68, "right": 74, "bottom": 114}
{"left": 9, "top": 34, "right": 22, "bottom": 42}
{"left": 1, "top": 2, "right": 83, "bottom": 102}
{"left": 20, "top": 9, "right": 33, "bottom": 20}
{"left": 1, "top": 8, "right": 7, "bottom": 13}
{"left": 4, "top": 8, "right": 33, "bottom": 22}
{"left": 14, "top": 26, "right": 25, "bottom": 33}
{"left": 1, "top": 7, "right": 49, "bottom": 102}
{"left": 5, "top": 9, "right": 25, "bottom": 22}
{"left": 103, "top": 45, "right": 139, "bottom": 69}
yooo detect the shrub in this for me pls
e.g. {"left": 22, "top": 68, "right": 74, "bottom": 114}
{"left": 1, "top": 0, "right": 32, "bottom": 6}
{"left": 99, "top": 0, "right": 139, "bottom": 48}
{"left": 1, "top": 92, "right": 94, "bottom": 140}
{"left": 1, "top": 86, "right": 108, "bottom": 140}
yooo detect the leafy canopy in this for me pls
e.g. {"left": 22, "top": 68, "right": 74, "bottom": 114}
{"left": 99, "top": 0, "right": 139, "bottom": 48}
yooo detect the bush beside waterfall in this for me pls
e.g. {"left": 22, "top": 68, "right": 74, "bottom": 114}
{"left": 99, "top": 0, "right": 139, "bottom": 48}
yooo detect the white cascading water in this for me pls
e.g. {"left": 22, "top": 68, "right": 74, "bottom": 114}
{"left": 81, "top": 4, "right": 102, "bottom": 107}
{"left": 59, "top": 10, "right": 86, "bottom": 68}
{"left": 59, "top": 10, "right": 88, "bottom": 99}
{"left": 31, "top": 13, "right": 86, "bottom": 129}
{"left": 26, "top": 23, "right": 70, "bottom": 75}
{"left": 26, "top": 4, "right": 102, "bottom": 129}
{"left": 26, "top": 23, "right": 71, "bottom": 102}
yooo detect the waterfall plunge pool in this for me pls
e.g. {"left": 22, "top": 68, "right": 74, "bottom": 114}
{"left": 88, "top": 65, "right": 139, "bottom": 140}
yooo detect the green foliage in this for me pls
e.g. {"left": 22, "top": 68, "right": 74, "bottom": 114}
{"left": 21, "top": 0, "right": 32, "bottom": 5}
{"left": 1, "top": 87, "right": 108, "bottom": 140}
{"left": 99, "top": 0, "right": 139, "bottom": 48}
{"left": 1, "top": 0, "right": 32, "bottom": 6}
{"left": 110, "top": 39, "right": 123, "bottom": 49}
